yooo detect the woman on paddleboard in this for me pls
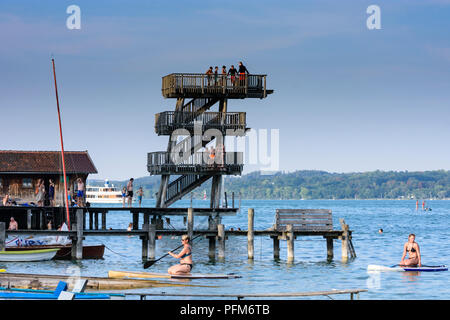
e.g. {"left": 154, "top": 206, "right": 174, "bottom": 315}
{"left": 168, "top": 235, "right": 193, "bottom": 275}
{"left": 400, "top": 234, "right": 421, "bottom": 267}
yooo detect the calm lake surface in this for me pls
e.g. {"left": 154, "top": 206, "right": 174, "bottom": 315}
{"left": 3, "top": 200, "right": 449, "bottom": 300}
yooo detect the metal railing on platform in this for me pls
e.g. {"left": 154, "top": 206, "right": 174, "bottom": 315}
{"left": 161, "top": 73, "right": 268, "bottom": 98}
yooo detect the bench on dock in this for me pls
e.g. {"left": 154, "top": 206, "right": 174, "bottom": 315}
{"left": 274, "top": 209, "right": 333, "bottom": 232}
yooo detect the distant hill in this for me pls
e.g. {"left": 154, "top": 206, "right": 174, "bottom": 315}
{"left": 88, "top": 170, "right": 450, "bottom": 200}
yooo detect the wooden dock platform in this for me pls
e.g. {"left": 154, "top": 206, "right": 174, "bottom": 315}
{"left": 1, "top": 207, "right": 355, "bottom": 263}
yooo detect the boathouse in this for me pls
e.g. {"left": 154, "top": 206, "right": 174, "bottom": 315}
{"left": 0, "top": 150, "right": 98, "bottom": 206}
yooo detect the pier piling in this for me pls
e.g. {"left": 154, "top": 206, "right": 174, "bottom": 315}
{"left": 286, "top": 224, "right": 294, "bottom": 262}
{"left": 247, "top": 208, "right": 254, "bottom": 260}
{"left": 148, "top": 224, "right": 156, "bottom": 260}
{"left": 217, "top": 224, "right": 225, "bottom": 260}
{"left": 326, "top": 237, "right": 334, "bottom": 260}
{"left": 272, "top": 236, "right": 280, "bottom": 259}
{"left": 187, "top": 208, "right": 194, "bottom": 242}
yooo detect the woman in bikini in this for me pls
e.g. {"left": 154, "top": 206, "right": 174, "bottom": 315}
{"left": 400, "top": 234, "right": 421, "bottom": 267}
{"left": 168, "top": 235, "right": 193, "bottom": 275}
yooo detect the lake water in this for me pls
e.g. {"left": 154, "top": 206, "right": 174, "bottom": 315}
{"left": 2, "top": 199, "right": 449, "bottom": 300}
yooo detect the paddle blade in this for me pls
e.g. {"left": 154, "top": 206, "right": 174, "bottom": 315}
{"left": 143, "top": 260, "right": 156, "bottom": 269}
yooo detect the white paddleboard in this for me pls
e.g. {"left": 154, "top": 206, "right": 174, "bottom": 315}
{"left": 368, "top": 264, "right": 448, "bottom": 272}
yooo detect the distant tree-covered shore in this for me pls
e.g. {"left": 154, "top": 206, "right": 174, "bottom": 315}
{"left": 88, "top": 170, "right": 450, "bottom": 200}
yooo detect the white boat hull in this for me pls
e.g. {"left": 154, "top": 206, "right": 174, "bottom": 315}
{"left": 0, "top": 249, "right": 58, "bottom": 262}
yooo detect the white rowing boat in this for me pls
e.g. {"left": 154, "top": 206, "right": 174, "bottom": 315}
{"left": 0, "top": 249, "right": 59, "bottom": 262}
{"left": 368, "top": 264, "right": 448, "bottom": 272}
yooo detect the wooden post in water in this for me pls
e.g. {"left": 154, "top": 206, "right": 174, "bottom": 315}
{"left": 148, "top": 224, "right": 156, "bottom": 260}
{"left": 94, "top": 212, "right": 99, "bottom": 230}
{"left": 71, "top": 209, "right": 84, "bottom": 260}
{"left": 187, "top": 208, "right": 194, "bottom": 243}
{"left": 132, "top": 212, "right": 139, "bottom": 230}
{"left": 286, "top": 224, "right": 294, "bottom": 262}
{"left": 142, "top": 223, "right": 149, "bottom": 260}
{"left": 208, "top": 216, "right": 216, "bottom": 260}
{"left": 340, "top": 218, "right": 349, "bottom": 262}
{"left": 101, "top": 212, "right": 106, "bottom": 230}
{"left": 232, "top": 192, "right": 235, "bottom": 208}
{"left": 27, "top": 209, "right": 32, "bottom": 230}
{"left": 0, "top": 222, "right": 5, "bottom": 251}
{"left": 326, "top": 237, "right": 334, "bottom": 260}
{"left": 89, "top": 211, "right": 93, "bottom": 230}
{"left": 247, "top": 208, "right": 254, "bottom": 260}
{"left": 272, "top": 236, "right": 280, "bottom": 259}
{"left": 217, "top": 224, "right": 225, "bottom": 260}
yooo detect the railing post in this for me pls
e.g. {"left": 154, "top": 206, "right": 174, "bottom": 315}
{"left": 263, "top": 75, "right": 267, "bottom": 98}
{"left": 180, "top": 74, "right": 184, "bottom": 94}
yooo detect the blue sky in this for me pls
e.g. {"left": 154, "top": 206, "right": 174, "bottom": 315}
{"left": 1, "top": 0, "right": 449, "bottom": 180}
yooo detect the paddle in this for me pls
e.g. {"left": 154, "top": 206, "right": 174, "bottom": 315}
{"left": 143, "top": 235, "right": 202, "bottom": 269}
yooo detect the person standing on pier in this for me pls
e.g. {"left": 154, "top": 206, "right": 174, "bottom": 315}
{"left": 76, "top": 178, "right": 85, "bottom": 207}
{"left": 168, "top": 235, "right": 193, "bottom": 275}
{"left": 48, "top": 179, "right": 55, "bottom": 207}
{"left": 35, "top": 179, "right": 45, "bottom": 207}
{"left": 127, "top": 178, "right": 134, "bottom": 207}
{"left": 137, "top": 187, "right": 144, "bottom": 207}
{"left": 122, "top": 187, "right": 127, "bottom": 207}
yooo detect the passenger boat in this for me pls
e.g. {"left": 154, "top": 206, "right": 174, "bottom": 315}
{"left": 0, "top": 249, "right": 58, "bottom": 262}
{"left": 86, "top": 180, "right": 123, "bottom": 204}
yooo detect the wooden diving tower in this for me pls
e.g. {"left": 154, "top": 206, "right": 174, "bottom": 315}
{"left": 149, "top": 73, "right": 273, "bottom": 213}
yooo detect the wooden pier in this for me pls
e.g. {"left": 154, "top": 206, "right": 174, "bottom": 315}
{"left": 1, "top": 206, "right": 355, "bottom": 263}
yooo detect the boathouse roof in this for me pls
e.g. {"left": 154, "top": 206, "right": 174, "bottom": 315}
{"left": 0, "top": 151, "right": 98, "bottom": 174}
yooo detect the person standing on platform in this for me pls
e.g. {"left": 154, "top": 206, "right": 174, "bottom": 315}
{"left": 36, "top": 179, "right": 45, "bottom": 207}
{"left": 214, "top": 66, "right": 219, "bottom": 86}
{"left": 228, "top": 65, "right": 238, "bottom": 86}
{"left": 221, "top": 65, "right": 227, "bottom": 86}
{"left": 206, "top": 66, "right": 213, "bottom": 86}
{"left": 127, "top": 178, "right": 134, "bottom": 207}
{"left": 122, "top": 187, "right": 127, "bottom": 208}
{"left": 48, "top": 179, "right": 55, "bottom": 207}
{"left": 137, "top": 187, "right": 144, "bottom": 207}
{"left": 238, "top": 61, "right": 249, "bottom": 86}
{"left": 76, "top": 178, "right": 85, "bottom": 207}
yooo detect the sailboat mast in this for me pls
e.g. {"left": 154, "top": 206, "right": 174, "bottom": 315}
{"left": 51, "top": 58, "right": 71, "bottom": 229}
